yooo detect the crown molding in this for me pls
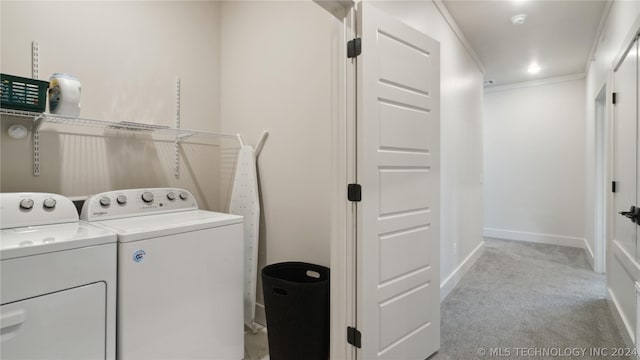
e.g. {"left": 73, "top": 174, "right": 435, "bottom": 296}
{"left": 484, "top": 73, "right": 586, "bottom": 93}
{"left": 432, "top": 0, "right": 486, "bottom": 74}
{"left": 585, "top": 0, "right": 613, "bottom": 73}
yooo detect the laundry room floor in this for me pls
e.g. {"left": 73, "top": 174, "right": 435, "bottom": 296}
{"left": 245, "top": 326, "right": 269, "bottom": 360}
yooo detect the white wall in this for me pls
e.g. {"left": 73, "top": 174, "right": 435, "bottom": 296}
{"left": 584, "top": 0, "right": 640, "bottom": 347}
{"left": 219, "top": 1, "right": 342, "bottom": 323}
{"left": 0, "top": 1, "right": 224, "bottom": 210}
{"left": 484, "top": 79, "right": 587, "bottom": 249}
{"left": 367, "top": 0, "right": 485, "bottom": 300}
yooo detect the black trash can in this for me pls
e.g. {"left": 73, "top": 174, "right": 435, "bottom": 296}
{"left": 261, "top": 262, "right": 330, "bottom": 360}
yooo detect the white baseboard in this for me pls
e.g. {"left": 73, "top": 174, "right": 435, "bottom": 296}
{"left": 440, "top": 240, "right": 485, "bottom": 302}
{"left": 607, "top": 287, "right": 635, "bottom": 349}
{"left": 584, "top": 238, "right": 595, "bottom": 270}
{"left": 483, "top": 228, "right": 585, "bottom": 249}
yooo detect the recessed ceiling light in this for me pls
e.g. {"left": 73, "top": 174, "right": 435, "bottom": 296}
{"left": 484, "top": 80, "right": 496, "bottom": 86}
{"left": 511, "top": 14, "right": 528, "bottom": 25}
{"left": 527, "top": 64, "right": 541, "bottom": 74}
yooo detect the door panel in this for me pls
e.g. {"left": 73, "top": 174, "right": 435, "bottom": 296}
{"left": 378, "top": 33, "right": 432, "bottom": 94}
{"left": 379, "top": 226, "right": 431, "bottom": 283}
{"left": 636, "top": 40, "right": 640, "bottom": 262}
{"left": 378, "top": 283, "right": 433, "bottom": 350}
{"left": 378, "top": 101, "right": 432, "bottom": 152}
{"left": 357, "top": 2, "right": 440, "bottom": 359}
{"left": 613, "top": 39, "right": 638, "bottom": 259}
{"left": 379, "top": 168, "right": 431, "bottom": 215}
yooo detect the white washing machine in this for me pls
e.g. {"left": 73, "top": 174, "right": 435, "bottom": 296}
{"left": 81, "top": 188, "right": 244, "bottom": 360}
{"left": 0, "top": 192, "right": 117, "bottom": 360}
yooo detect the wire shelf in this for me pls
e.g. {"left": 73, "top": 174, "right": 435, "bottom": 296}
{"left": 0, "top": 108, "right": 236, "bottom": 140}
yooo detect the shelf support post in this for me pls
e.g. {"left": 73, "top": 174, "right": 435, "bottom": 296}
{"left": 174, "top": 77, "right": 181, "bottom": 178}
{"left": 32, "top": 41, "right": 41, "bottom": 176}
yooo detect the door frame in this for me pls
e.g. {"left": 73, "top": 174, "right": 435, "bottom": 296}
{"left": 319, "top": 1, "right": 357, "bottom": 359}
{"left": 594, "top": 84, "right": 607, "bottom": 274}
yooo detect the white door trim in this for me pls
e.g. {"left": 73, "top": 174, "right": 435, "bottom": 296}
{"left": 327, "top": 2, "right": 357, "bottom": 360}
{"left": 594, "top": 84, "right": 608, "bottom": 274}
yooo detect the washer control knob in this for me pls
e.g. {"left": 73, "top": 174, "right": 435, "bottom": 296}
{"left": 166, "top": 192, "right": 176, "bottom": 201}
{"left": 116, "top": 195, "right": 127, "bottom": 205}
{"left": 99, "top": 197, "right": 111, "bottom": 207}
{"left": 43, "top": 198, "right": 57, "bottom": 209}
{"left": 19, "top": 199, "right": 34, "bottom": 210}
{"left": 179, "top": 191, "right": 188, "bottom": 200}
{"left": 141, "top": 192, "right": 154, "bottom": 203}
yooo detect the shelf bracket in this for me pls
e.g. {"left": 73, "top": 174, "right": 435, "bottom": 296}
{"left": 174, "top": 78, "right": 181, "bottom": 178}
{"left": 33, "top": 114, "right": 46, "bottom": 132}
{"left": 32, "top": 41, "right": 41, "bottom": 176}
{"left": 176, "top": 132, "right": 194, "bottom": 143}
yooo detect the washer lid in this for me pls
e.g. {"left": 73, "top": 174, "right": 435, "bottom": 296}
{"left": 93, "top": 210, "right": 243, "bottom": 242}
{"left": 1, "top": 222, "right": 117, "bottom": 260}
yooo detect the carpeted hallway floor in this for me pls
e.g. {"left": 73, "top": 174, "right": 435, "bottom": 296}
{"left": 430, "top": 238, "right": 630, "bottom": 360}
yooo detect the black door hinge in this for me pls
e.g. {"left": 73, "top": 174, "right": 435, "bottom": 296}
{"left": 347, "top": 38, "right": 361, "bottom": 58}
{"left": 612, "top": 181, "right": 617, "bottom": 193}
{"left": 613, "top": 92, "right": 617, "bottom": 105}
{"left": 347, "top": 327, "right": 361, "bottom": 348}
{"left": 348, "top": 184, "right": 362, "bottom": 202}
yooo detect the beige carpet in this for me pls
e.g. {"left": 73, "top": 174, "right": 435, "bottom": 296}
{"left": 430, "top": 238, "right": 630, "bottom": 360}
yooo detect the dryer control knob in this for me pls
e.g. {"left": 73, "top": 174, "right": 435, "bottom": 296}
{"left": 99, "top": 197, "right": 111, "bottom": 207}
{"left": 166, "top": 192, "right": 176, "bottom": 201}
{"left": 19, "top": 198, "right": 34, "bottom": 210}
{"left": 43, "top": 198, "right": 57, "bottom": 209}
{"left": 179, "top": 192, "right": 188, "bottom": 200}
{"left": 141, "top": 192, "right": 154, "bottom": 203}
{"left": 116, "top": 195, "right": 127, "bottom": 205}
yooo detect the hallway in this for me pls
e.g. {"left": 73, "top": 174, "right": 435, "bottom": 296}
{"left": 432, "top": 239, "right": 628, "bottom": 360}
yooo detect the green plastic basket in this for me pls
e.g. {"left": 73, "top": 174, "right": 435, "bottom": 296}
{"left": 1, "top": 73, "right": 49, "bottom": 113}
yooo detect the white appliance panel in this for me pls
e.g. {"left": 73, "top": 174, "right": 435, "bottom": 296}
{"left": 1, "top": 243, "right": 116, "bottom": 305}
{"left": 1, "top": 283, "right": 106, "bottom": 360}
{"left": 95, "top": 210, "right": 242, "bottom": 242}
{"left": 0, "top": 222, "right": 115, "bottom": 260}
{"left": 80, "top": 188, "right": 198, "bottom": 221}
{"left": 0, "top": 193, "right": 78, "bottom": 229}
{"left": 117, "top": 223, "right": 243, "bottom": 360}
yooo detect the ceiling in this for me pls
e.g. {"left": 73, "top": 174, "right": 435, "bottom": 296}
{"left": 442, "top": 0, "right": 608, "bottom": 87}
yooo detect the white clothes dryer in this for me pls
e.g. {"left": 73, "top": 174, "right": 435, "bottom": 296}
{"left": 81, "top": 188, "right": 244, "bottom": 360}
{"left": 0, "top": 192, "right": 117, "bottom": 360}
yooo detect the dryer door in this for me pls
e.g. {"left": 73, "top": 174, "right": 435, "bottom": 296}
{"left": 1, "top": 282, "right": 106, "bottom": 360}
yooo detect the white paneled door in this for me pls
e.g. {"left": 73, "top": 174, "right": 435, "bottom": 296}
{"left": 613, "top": 39, "right": 638, "bottom": 259}
{"left": 356, "top": 2, "right": 440, "bottom": 359}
